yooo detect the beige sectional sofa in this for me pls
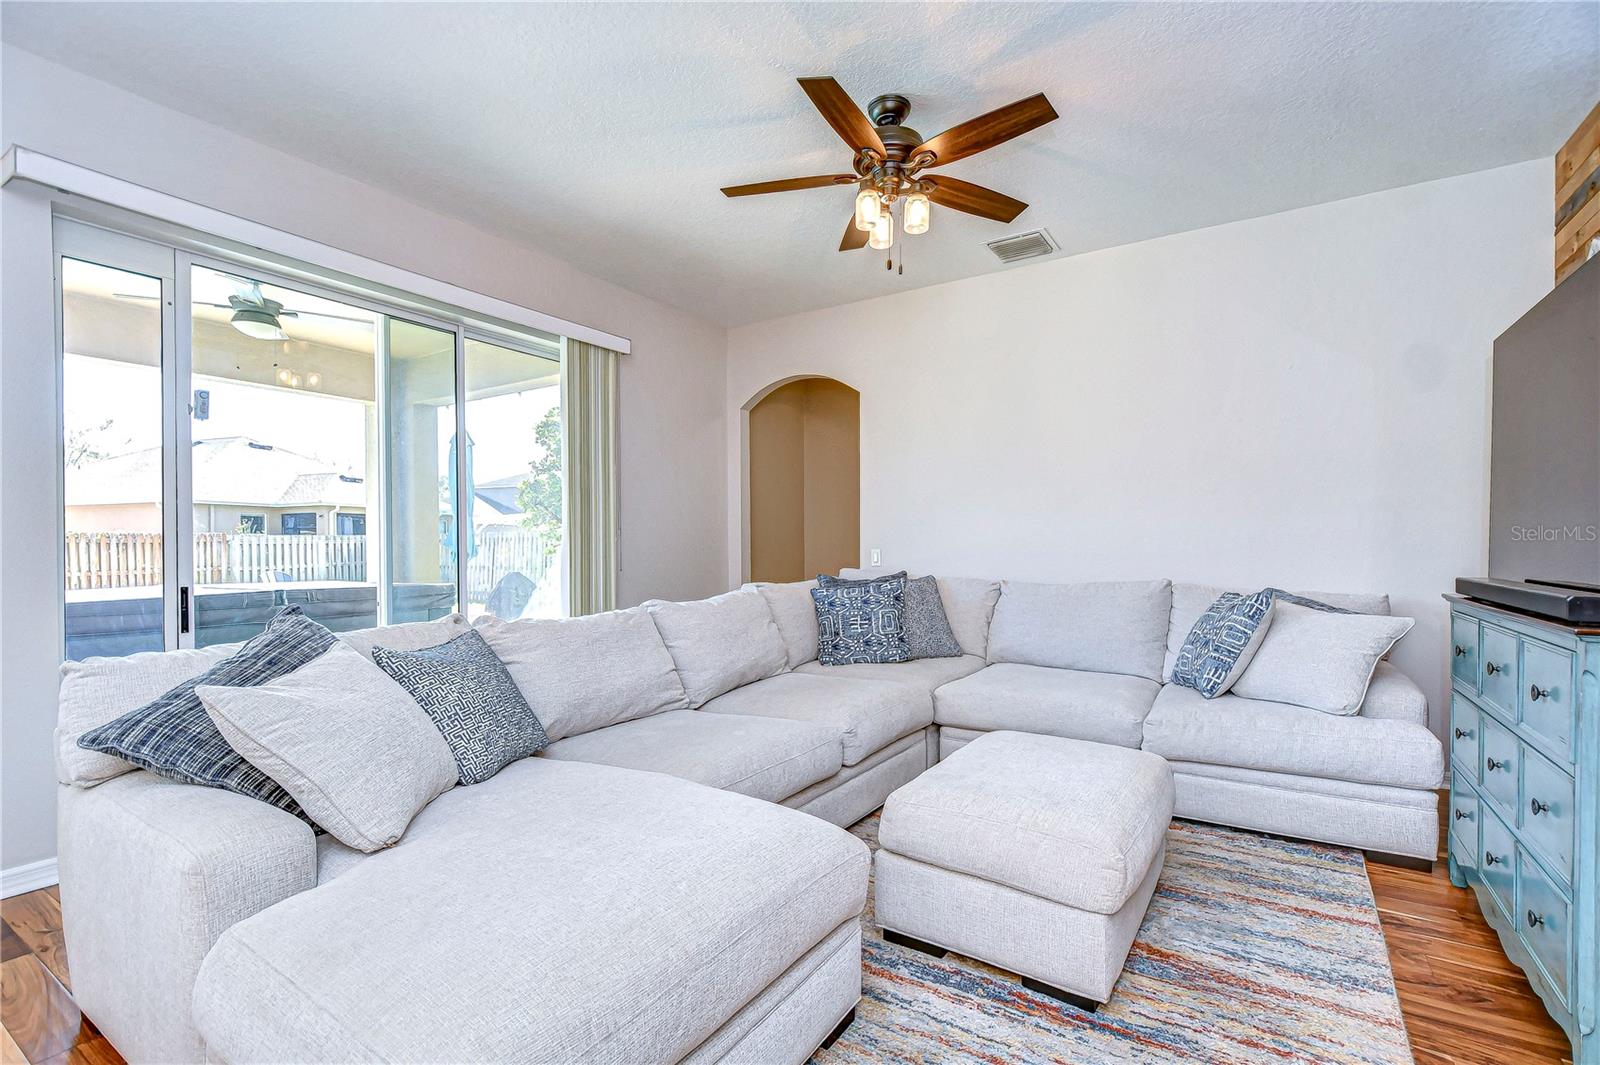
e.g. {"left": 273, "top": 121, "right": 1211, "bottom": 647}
{"left": 54, "top": 571, "right": 1443, "bottom": 1063}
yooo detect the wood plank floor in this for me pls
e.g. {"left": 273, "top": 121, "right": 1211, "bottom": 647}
{"left": 0, "top": 797, "right": 1572, "bottom": 1064}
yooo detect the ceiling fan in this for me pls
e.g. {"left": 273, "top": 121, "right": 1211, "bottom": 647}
{"left": 721, "top": 77, "right": 1057, "bottom": 260}
{"left": 114, "top": 269, "right": 373, "bottom": 340}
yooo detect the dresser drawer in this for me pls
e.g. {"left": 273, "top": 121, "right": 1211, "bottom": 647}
{"left": 1449, "top": 694, "right": 1481, "bottom": 783}
{"left": 1450, "top": 613, "right": 1480, "bottom": 692}
{"left": 1517, "top": 848, "right": 1571, "bottom": 1007}
{"left": 1520, "top": 639, "right": 1575, "bottom": 762}
{"left": 1480, "top": 805, "right": 1517, "bottom": 921}
{"left": 1448, "top": 783, "right": 1479, "bottom": 864}
{"left": 1520, "top": 744, "right": 1575, "bottom": 885}
{"left": 1478, "top": 624, "right": 1519, "bottom": 719}
{"left": 1479, "top": 714, "right": 1519, "bottom": 816}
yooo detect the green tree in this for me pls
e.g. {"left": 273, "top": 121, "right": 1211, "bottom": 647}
{"left": 516, "top": 406, "right": 563, "bottom": 559}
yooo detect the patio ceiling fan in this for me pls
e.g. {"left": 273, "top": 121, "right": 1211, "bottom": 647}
{"left": 721, "top": 77, "right": 1057, "bottom": 258}
{"left": 114, "top": 269, "right": 372, "bottom": 341}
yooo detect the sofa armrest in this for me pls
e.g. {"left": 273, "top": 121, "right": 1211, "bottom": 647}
{"left": 58, "top": 772, "right": 315, "bottom": 1064}
{"left": 1359, "top": 662, "right": 1428, "bottom": 726}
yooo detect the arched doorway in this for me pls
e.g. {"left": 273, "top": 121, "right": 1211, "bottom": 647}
{"left": 744, "top": 377, "right": 860, "bottom": 583}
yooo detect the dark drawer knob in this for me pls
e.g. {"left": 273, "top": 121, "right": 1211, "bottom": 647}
{"left": 1531, "top": 797, "right": 1550, "bottom": 816}
{"left": 1454, "top": 644, "right": 1469, "bottom": 657}
{"left": 1485, "top": 662, "right": 1503, "bottom": 676}
{"left": 1486, "top": 756, "right": 1506, "bottom": 772}
{"left": 1454, "top": 808, "right": 1473, "bottom": 821}
{"left": 1529, "top": 684, "right": 1550, "bottom": 702}
{"left": 1453, "top": 727, "right": 1472, "bottom": 740}
{"left": 1484, "top": 851, "right": 1501, "bottom": 866}
{"left": 1527, "top": 910, "right": 1545, "bottom": 929}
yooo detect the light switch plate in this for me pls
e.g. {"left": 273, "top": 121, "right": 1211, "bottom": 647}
{"left": 869, "top": 548, "right": 881, "bottom": 566}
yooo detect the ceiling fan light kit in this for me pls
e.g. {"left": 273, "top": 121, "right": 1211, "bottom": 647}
{"left": 721, "top": 77, "right": 1057, "bottom": 270}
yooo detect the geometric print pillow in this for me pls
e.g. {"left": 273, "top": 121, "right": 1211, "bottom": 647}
{"left": 1171, "top": 589, "right": 1278, "bottom": 699}
{"left": 818, "top": 572, "right": 960, "bottom": 660}
{"left": 75, "top": 605, "right": 336, "bottom": 819}
{"left": 811, "top": 576, "right": 910, "bottom": 666}
{"left": 373, "top": 629, "right": 549, "bottom": 785}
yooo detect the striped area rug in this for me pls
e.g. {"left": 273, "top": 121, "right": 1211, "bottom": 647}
{"left": 813, "top": 815, "right": 1412, "bottom": 1065}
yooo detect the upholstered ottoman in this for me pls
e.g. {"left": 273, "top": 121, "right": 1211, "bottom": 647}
{"left": 874, "top": 730, "right": 1174, "bottom": 1010}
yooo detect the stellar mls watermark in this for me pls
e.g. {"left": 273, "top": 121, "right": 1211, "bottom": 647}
{"left": 1509, "top": 524, "right": 1600, "bottom": 542}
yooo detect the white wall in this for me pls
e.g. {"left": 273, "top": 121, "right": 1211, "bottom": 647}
{"left": 0, "top": 46, "right": 730, "bottom": 875}
{"left": 728, "top": 159, "right": 1553, "bottom": 744}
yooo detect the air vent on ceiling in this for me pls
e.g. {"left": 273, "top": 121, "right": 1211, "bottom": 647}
{"left": 986, "top": 229, "right": 1056, "bottom": 264}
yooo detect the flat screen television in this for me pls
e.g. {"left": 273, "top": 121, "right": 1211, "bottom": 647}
{"left": 1467, "top": 252, "right": 1600, "bottom": 620}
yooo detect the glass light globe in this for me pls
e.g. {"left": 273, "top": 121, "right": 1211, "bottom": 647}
{"left": 869, "top": 211, "right": 894, "bottom": 250}
{"left": 903, "top": 192, "right": 930, "bottom": 235}
{"left": 854, "top": 189, "right": 882, "bottom": 232}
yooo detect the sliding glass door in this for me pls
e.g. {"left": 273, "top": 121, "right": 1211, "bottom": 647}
{"left": 57, "top": 226, "right": 175, "bottom": 659}
{"left": 56, "top": 219, "right": 567, "bottom": 660}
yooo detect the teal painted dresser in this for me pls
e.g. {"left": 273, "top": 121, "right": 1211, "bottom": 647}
{"left": 1446, "top": 594, "right": 1598, "bottom": 1063}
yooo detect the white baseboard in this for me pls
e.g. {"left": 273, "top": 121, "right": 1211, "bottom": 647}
{"left": 2, "top": 857, "right": 59, "bottom": 898}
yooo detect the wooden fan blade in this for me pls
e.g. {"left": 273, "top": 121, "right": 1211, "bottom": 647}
{"left": 915, "top": 93, "right": 1057, "bottom": 167}
{"left": 923, "top": 176, "right": 1028, "bottom": 223}
{"left": 799, "top": 77, "right": 885, "bottom": 157}
{"left": 840, "top": 215, "right": 870, "bottom": 251}
{"left": 721, "top": 175, "right": 857, "bottom": 197}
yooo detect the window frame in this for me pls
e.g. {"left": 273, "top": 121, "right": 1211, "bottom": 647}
{"left": 54, "top": 215, "right": 568, "bottom": 657}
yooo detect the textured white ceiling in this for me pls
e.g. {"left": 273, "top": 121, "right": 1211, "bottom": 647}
{"left": 4, "top": 2, "right": 1596, "bottom": 326}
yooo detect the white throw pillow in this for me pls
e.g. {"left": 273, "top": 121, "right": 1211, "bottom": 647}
{"left": 197, "top": 641, "right": 458, "bottom": 851}
{"left": 1230, "top": 604, "right": 1414, "bottom": 715}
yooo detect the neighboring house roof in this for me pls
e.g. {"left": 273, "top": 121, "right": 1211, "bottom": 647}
{"left": 472, "top": 472, "right": 527, "bottom": 517}
{"left": 67, "top": 436, "right": 366, "bottom": 510}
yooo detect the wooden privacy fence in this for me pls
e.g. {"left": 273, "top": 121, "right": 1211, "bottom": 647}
{"left": 64, "top": 532, "right": 163, "bottom": 590}
{"left": 65, "top": 532, "right": 369, "bottom": 589}
{"left": 463, "top": 527, "right": 556, "bottom": 605}
{"left": 195, "top": 533, "right": 367, "bottom": 584}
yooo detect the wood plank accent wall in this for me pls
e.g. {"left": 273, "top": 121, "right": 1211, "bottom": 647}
{"left": 1556, "top": 101, "right": 1600, "bottom": 284}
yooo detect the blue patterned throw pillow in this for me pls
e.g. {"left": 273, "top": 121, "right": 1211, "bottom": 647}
{"left": 818, "top": 572, "right": 960, "bottom": 660}
{"left": 811, "top": 576, "right": 910, "bottom": 666}
{"left": 77, "top": 606, "right": 335, "bottom": 817}
{"left": 1173, "top": 588, "right": 1356, "bottom": 698}
{"left": 373, "top": 629, "right": 548, "bottom": 785}
{"left": 1172, "top": 590, "right": 1277, "bottom": 699}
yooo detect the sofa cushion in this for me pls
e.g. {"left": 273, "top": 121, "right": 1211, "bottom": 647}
{"left": 879, "top": 731, "right": 1174, "bottom": 914}
{"left": 1230, "top": 604, "right": 1413, "bottom": 715}
{"left": 839, "top": 569, "right": 1000, "bottom": 658}
{"left": 700, "top": 672, "right": 930, "bottom": 767}
{"left": 474, "top": 608, "right": 688, "bottom": 740}
{"left": 751, "top": 580, "right": 819, "bottom": 668}
{"left": 374, "top": 630, "right": 549, "bottom": 785}
{"left": 648, "top": 588, "right": 789, "bottom": 707}
{"left": 198, "top": 641, "right": 457, "bottom": 851}
{"left": 192, "top": 759, "right": 868, "bottom": 1065}
{"left": 1358, "top": 662, "right": 1428, "bottom": 725}
{"left": 986, "top": 579, "right": 1172, "bottom": 681}
{"left": 1163, "top": 582, "right": 1391, "bottom": 681}
{"left": 933, "top": 663, "right": 1160, "bottom": 748}
{"left": 794, "top": 653, "right": 985, "bottom": 694}
{"left": 76, "top": 607, "right": 335, "bottom": 817}
{"left": 541, "top": 710, "right": 842, "bottom": 803}
{"left": 1141, "top": 683, "right": 1443, "bottom": 790}
{"left": 337, "top": 614, "right": 468, "bottom": 660}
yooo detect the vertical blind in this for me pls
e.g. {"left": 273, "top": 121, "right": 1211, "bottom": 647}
{"left": 562, "top": 339, "right": 619, "bottom": 616}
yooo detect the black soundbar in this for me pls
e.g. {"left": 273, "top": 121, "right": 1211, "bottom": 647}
{"left": 1455, "top": 577, "right": 1600, "bottom": 625}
